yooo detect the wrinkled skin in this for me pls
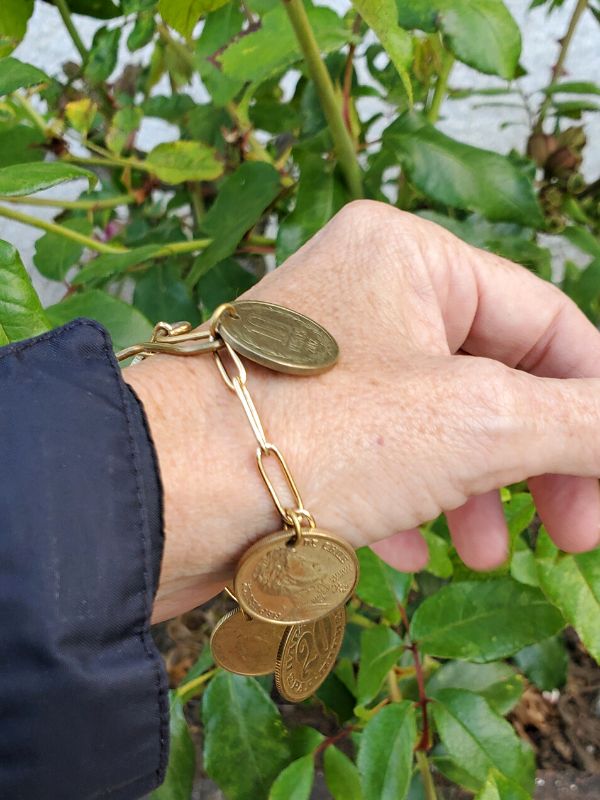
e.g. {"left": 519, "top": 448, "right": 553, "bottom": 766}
{"left": 125, "top": 202, "right": 600, "bottom": 622}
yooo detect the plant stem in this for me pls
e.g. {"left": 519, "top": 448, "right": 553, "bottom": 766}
{"left": 282, "top": 0, "right": 363, "bottom": 199}
{"left": 0, "top": 204, "right": 273, "bottom": 261}
{"left": 175, "top": 667, "right": 218, "bottom": 702}
{"left": 535, "top": 0, "right": 588, "bottom": 131}
{"left": 158, "top": 237, "right": 212, "bottom": 256}
{"left": 314, "top": 725, "right": 358, "bottom": 756}
{"left": 426, "top": 51, "right": 455, "bottom": 124}
{"left": 0, "top": 193, "right": 136, "bottom": 210}
{"left": 416, "top": 751, "right": 438, "bottom": 800}
{"left": 342, "top": 16, "right": 362, "bottom": 134}
{"left": 62, "top": 153, "right": 139, "bottom": 172}
{"left": 187, "top": 182, "right": 205, "bottom": 231}
{"left": 54, "top": 0, "right": 88, "bottom": 61}
{"left": 225, "top": 102, "right": 273, "bottom": 164}
{"left": 0, "top": 204, "right": 125, "bottom": 254}
{"left": 12, "top": 94, "right": 49, "bottom": 135}
{"left": 399, "top": 605, "right": 431, "bottom": 751}
{"left": 387, "top": 669, "right": 402, "bottom": 702}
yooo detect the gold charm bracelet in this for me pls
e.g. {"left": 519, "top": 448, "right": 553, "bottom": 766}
{"left": 117, "top": 300, "right": 359, "bottom": 702}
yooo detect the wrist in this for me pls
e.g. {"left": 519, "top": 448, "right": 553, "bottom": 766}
{"left": 124, "top": 351, "right": 284, "bottom": 621}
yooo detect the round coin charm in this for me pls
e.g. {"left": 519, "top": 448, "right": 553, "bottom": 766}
{"left": 219, "top": 300, "right": 339, "bottom": 375}
{"left": 275, "top": 604, "right": 346, "bottom": 702}
{"left": 234, "top": 529, "right": 359, "bottom": 625}
{"left": 210, "top": 608, "right": 284, "bottom": 676}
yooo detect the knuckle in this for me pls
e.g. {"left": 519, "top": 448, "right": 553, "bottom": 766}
{"left": 331, "top": 200, "right": 416, "bottom": 242}
{"left": 458, "top": 357, "right": 524, "bottom": 440}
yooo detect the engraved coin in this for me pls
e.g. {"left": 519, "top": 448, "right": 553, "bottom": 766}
{"left": 234, "top": 529, "right": 359, "bottom": 625}
{"left": 275, "top": 605, "right": 346, "bottom": 702}
{"left": 219, "top": 300, "right": 339, "bottom": 375}
{"left": 210, "top": 608, "right": 284, "bottom": 676}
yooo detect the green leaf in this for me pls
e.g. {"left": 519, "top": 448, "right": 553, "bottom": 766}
{"left": 40, "top": 0, "right": 120, "bottom": 18}
{"left": 385, "top": 113, "right": 542, "bottom": 225}
{"left": 544, "top": 80, "right": 600, "bottom": 95}
{"left": 128, "top": 11, "right": 156, "bottom": 51}
{"left": 106, "top": 107, "right": 143, "bottom": 154}
{"left": 74, "top": 246, "right": 161, "bottom": 285}
{"left": 537, "top": 546, "right": 600, "bottom": 663}
{"left": 0, "top": 125, "right": 45, "bottom": 168}
{"left": 84, "top": 26, "right": 121, "bottom": 83}
{"left": 288, "top": 726, "right": 324, "bottom": 758}
{"left": 427, "top": 661, "right": 524, "bottom": 715}
{"left": 355, "top": 546, "right": 411, "bottom": 623}
{"left": 504, "top": 492, "right": 535, "bottom": 541}
{"left": 268, "top": 754, "right": 314, "bottom": 800}
{"left": 423, "top": 529, "right": 453, "bottom": 578}
{"left": 563, "top": 226, "right": 600, "bottom": 258}
{"left": 315, "top": 671, "right": 356, "bottom": 722}
{"left": 357, "top": 702, "right": 416, "bottom": 800}
{"left": 33, "top": 218, "right": 92, "bottom": 281}
{"left": 188, "top": 162, "right": 281, "bottom": 285}
{"left": 134, "top": 262, "right": 201, "bottom": 325}
{"left": 219, "top": 5, "right": 350, "bottom": 87}
{"left": 45, "top": 289, "right": 152, "bottom": 351}
{"left": 563, "top": 257, "right": 600, "bottom": 321}
{"left": 197, "top": 257, "right": 257, "bottom": 311}
{"left": 0, "top": 57, "right": 48, "bottom": 95}
{"left": 552, "top": 99, "right": 600, "bottom": 117}
{"left": 356, "top": 626, "right": 404, "bottom": 705}
{"left": 121, "top": 0, "right": 157, "bottom": 13}
{"left": 510, "top": 538, "right": 539, "bottom": 587}
{"left": 351, "top": 0, "right": 412, "bottom": 99}
{"left": 145, "top": 141, "right": 223, "bottom": 184}
{"left": 324, "top": 746, "right": 363, "bottom": 800}
{"left": 194, "top": 4, "right": 245, "bottom": 107}
{"left": 0, "top": 239, "right": 50, "bottom": 343}
{"left": 514, "top": 635, "right": 568, "bottom": 691}
{"left": 65, "top": 99, "right": 99, "bottom": 137}
{"left": 475, "top": 770, "right": 532, "bottom": 800}
{"left": 0, "top": 0, "right": 34, "bottom": 58}
{"left": 0, "top": 162, "right": 97, "bottom": 197}
{"left": 432, "top": 754, "right": 483, "bottom": 790}
{"left": 397, "top": 0, "right": 521, "bottom": 79}
{"left": 159, "top": 0, "right": 230, "bottom": 37}
{"left": 203, "top": 672, "right": 290, "bottom": 800}
{"left": 150, "top": 693, "right": 195, "bottom": 800}
{"left": 276, "top": 154, "right": 347, "bottom": 263}
{"left": 431, "top": 688, "right": 535, "bottom": 792}
{"left": 410, "top": 577, "right": 564, "bottom": 662}
{"left": 142, "top": 94, "right": 196, "bottom": 122}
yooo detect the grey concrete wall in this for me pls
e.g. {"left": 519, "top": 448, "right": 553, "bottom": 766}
{"left": 2, "top": 0, "right": 599, "bottom": 303}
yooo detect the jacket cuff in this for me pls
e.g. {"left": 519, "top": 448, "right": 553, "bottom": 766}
{"left": 0, "top": 319, "right": 169, "bottom": 800}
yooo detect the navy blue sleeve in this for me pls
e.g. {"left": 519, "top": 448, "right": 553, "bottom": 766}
{"left": 0, "top": 319, "right": 169, "bottom": 800}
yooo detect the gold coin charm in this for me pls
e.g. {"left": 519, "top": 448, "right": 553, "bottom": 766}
{"left": 275, "top": 605, "right": 346, "bottom": 702}
{"left": 218, "top": 300, "right": 339, "bottom": 375}
{"left": 210, "top": 608, "right": 284, "bottom": 676}
{"left": 234, "top": 529, "right": 359, "bottom": 625}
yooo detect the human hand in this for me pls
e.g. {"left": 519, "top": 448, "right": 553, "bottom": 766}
{"left": 125, "top": 201, "right": 600, "bottom": 622}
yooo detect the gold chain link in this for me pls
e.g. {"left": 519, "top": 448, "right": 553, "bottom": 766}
{"left": 208, "top": 304, "right": 312, "bottom": 529}
{"left": 121, "top": 303, "right": 315, "bottom": 531}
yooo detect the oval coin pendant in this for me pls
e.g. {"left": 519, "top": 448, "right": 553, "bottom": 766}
{"left": 219, "top": 300, "right": 339, "bottom": 375}
{"left": 234, "top": 529, "right": 359, "bottom": 625}
{"left": 210, "top": 608, "right": 284, "bottom": 676}
{"left": 275, "top": 605, "right": 346, "bottom": 702}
